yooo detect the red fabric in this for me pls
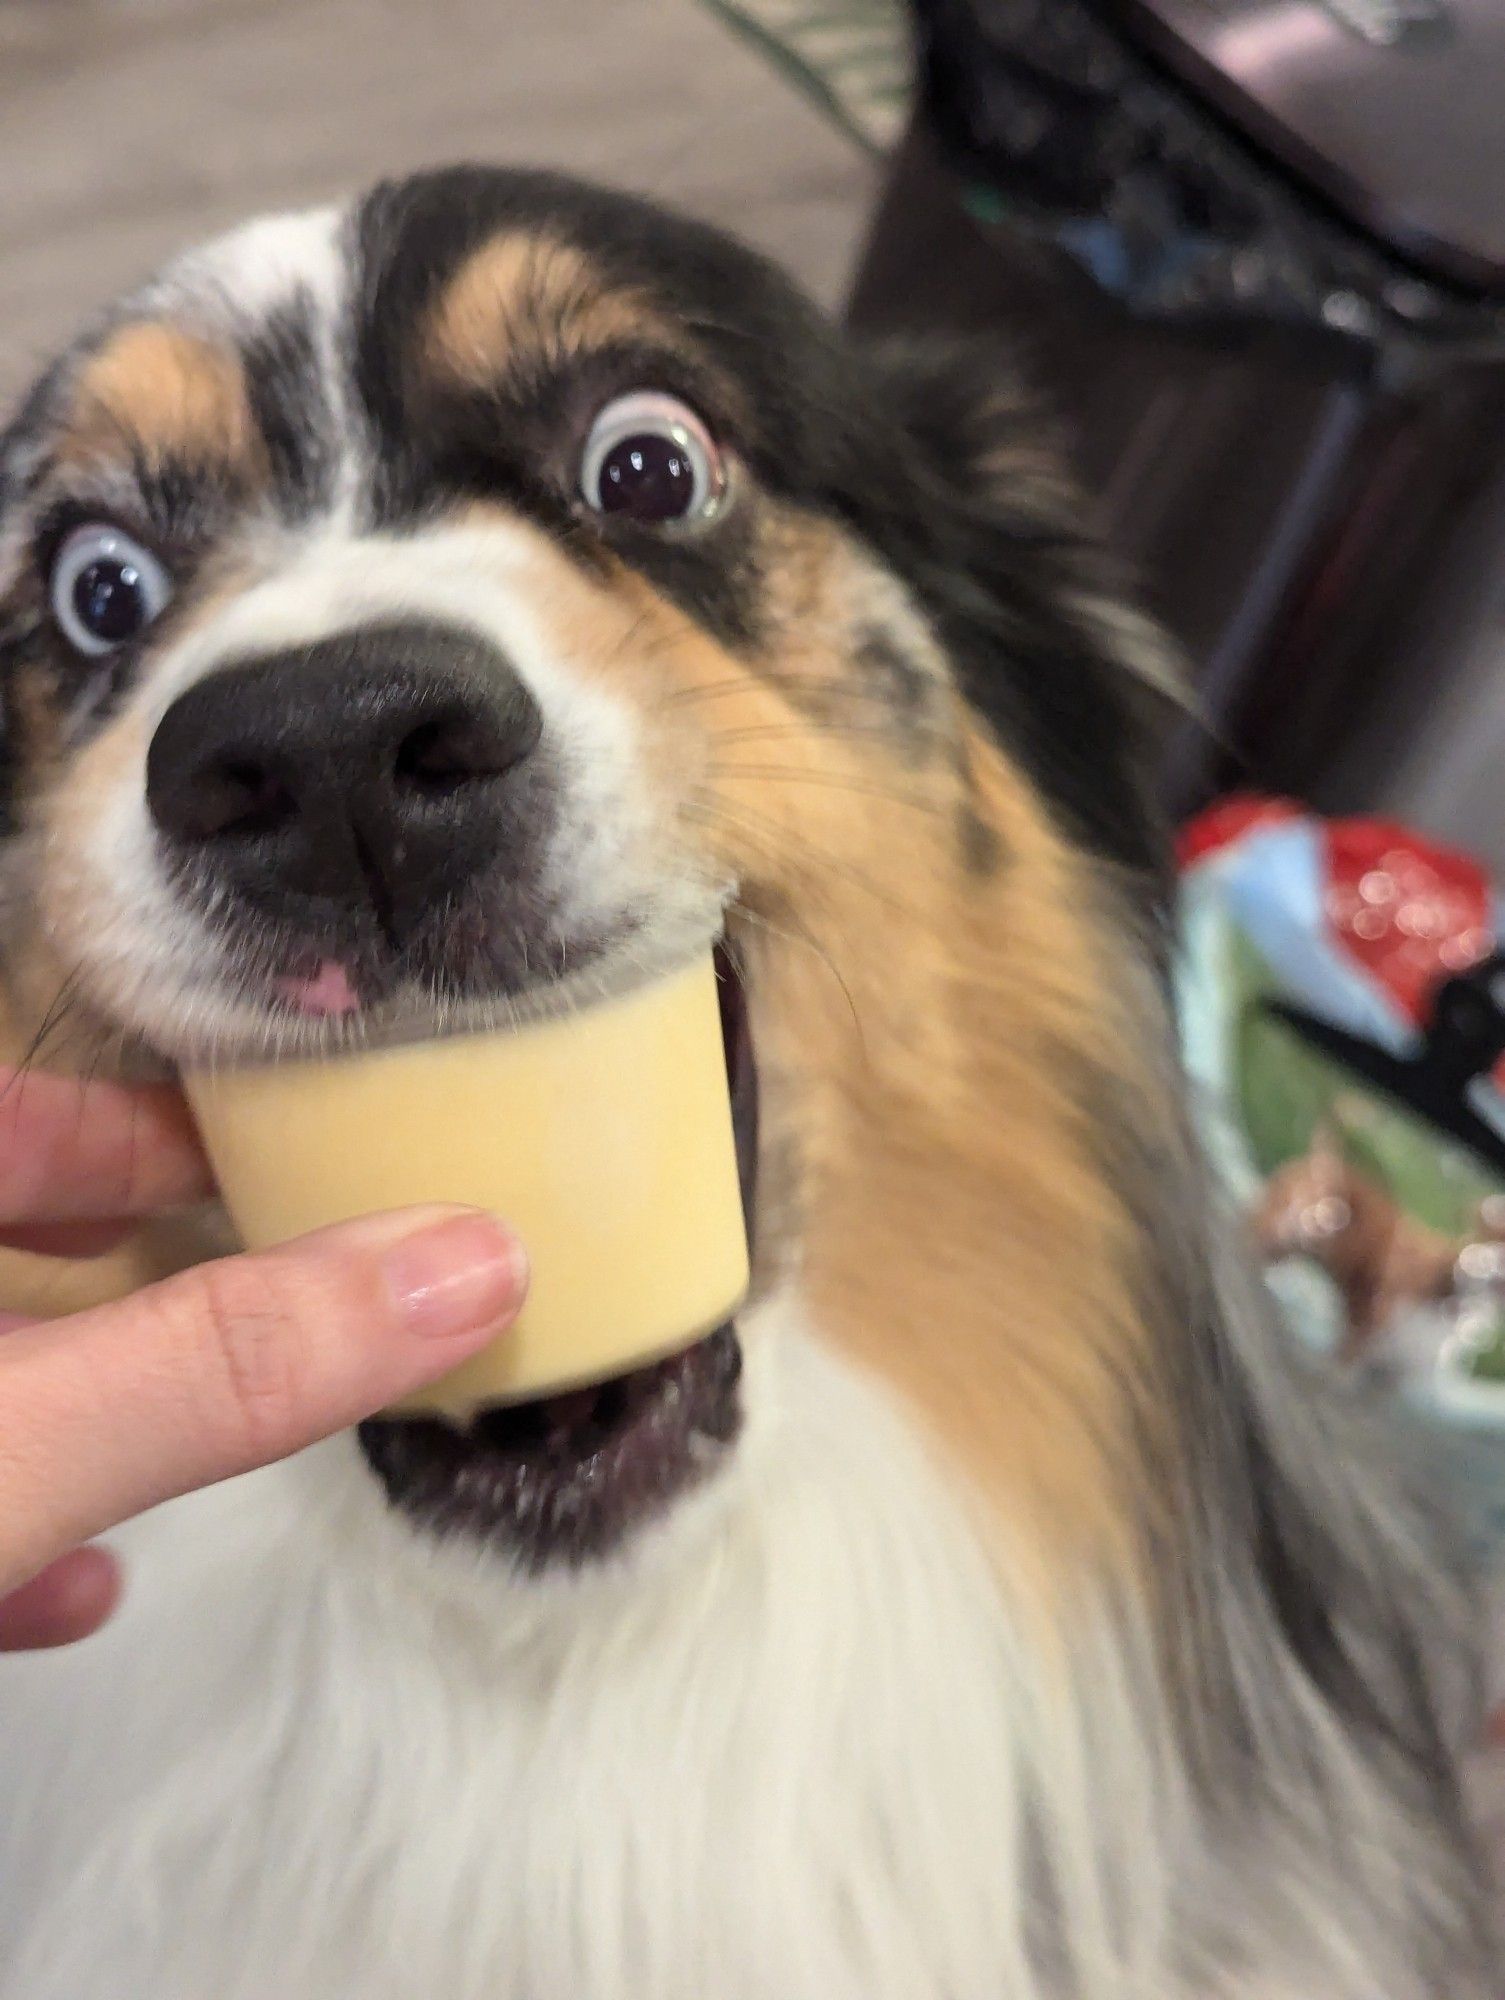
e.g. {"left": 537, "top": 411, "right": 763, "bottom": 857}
{"left": 1180, "top": 794, "right": 1497, "bottom": 1028}
{"left": 1176, "top": 794, "right": 1301, "bottom": 870}
{"left": 1320, "top": 817, "right": 1494, "bottom": 1026}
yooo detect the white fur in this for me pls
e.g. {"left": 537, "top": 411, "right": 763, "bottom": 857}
{"left": 1, "top": 1295, "right": 1495, "bottom": 2000}
{"left": 158, "top": 204, "right": 364, "bottom": 521}
{"left": 0, "top": 1302, "right": 1193, "bottom": 2000}
{"left": 160, "top": 205, "right": 349, "bottom": 341}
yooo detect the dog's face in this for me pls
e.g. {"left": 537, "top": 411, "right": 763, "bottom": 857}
{"left": 0, "top": 168, "right": 1171, "bottom": 1578}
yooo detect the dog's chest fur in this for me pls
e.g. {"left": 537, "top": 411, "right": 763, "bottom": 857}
{"left": 0, "top": 1302, "right": 1492, "bottom": 2000}
{"left": 0, "top": 1310, "right": 1087, "bottom": 2000}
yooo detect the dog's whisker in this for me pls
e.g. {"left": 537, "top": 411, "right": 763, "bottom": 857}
{"left": 706, "top": 762, "right": 951, "bottom": 818}
{"left": 723, "top": 897, "right": 868, "bottom": 1059}
{"left": 681, "top": 792, "right": 920, "bottom": 924}
{"left": 704, "top": 718, "right": 952, "bottom": 756}
{"left": 659, "top": 676, "right": 927, "bottom": 715}
{"left": 0, "top": 965, "right": 88, "bottom": 1107}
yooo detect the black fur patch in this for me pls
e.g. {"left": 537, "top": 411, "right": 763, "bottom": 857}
{"left": 0, "top": 355, "right": 73, "bottom": 517}
{"left": 0, "top": 630, "right": 28, "bottom": 834}
{"left": 958, "top": 800, "right": 1003, "bottom": 877}
{"left": 241, "top": 292, "right": 339, "bottom": 518}
{"left": 813, "top": 348, "right": 1168, "bottom": 893}
{"left": 123, "top": 451, "right": 251, "bottom": 550}
{"left": 417, "top": 349, "right": 766, "bottom": 651}
{"left": 852, "top": 629, "right": 935, "bottom": 743}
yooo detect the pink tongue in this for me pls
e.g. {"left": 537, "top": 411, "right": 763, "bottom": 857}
{"left": 276, "top": 959, "right": 360, "bottom": 1017}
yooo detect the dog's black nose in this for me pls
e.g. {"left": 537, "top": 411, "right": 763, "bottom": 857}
{"left": 146, "top": 623, "right": 545, "bottom": 943}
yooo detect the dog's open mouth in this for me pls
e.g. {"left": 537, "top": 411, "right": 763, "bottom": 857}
{"left": 358, "top": 945, "right": 757, "bottom": 1568}
{"left": 358, "top": 1323, "right": 743, "bottom": 1568}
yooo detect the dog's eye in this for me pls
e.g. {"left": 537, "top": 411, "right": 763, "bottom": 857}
{"left": 580, "top": 393, "right": 724, "bottom": 525}
{"left": 49, "top": 524, "right": 172, "bottom": 658}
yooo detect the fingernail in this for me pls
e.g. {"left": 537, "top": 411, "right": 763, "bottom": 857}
{"left": 380, "top": 1211, "right": 528, "bottom": 1342}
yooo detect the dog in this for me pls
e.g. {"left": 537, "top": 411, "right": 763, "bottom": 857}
{"left": 0, "top": 165, "right": 1495, "bottom": 1999}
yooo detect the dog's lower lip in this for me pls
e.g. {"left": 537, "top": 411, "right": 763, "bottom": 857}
{"left": 358, "top": 1323, "right": 743, "bottom": 1567}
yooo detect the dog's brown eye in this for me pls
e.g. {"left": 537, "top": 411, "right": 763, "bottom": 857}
{"left": 50, "top": 524, "right": 172, "bottom": 658}
{"left": 581, "top": 392, "right": 724, "bottom": 525}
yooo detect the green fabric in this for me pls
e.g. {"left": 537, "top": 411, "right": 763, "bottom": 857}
{"left": 699, "top": 0, "right": 911, "bottom": 154}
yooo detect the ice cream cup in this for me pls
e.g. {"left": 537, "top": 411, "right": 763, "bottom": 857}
{"left": 183, "top": 948, "right": 750, "bottom": 1415}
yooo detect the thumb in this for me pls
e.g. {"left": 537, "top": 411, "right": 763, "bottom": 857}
{"left": 0, "top": 1205, "right": 526, "bottom": 1593}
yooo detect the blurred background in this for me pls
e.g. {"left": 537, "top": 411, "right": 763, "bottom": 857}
{"left": 0, "top": 0, "right": 880, "bottom": 358}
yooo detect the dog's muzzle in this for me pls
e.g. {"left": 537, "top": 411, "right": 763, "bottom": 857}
{"left": 145, "top": 618, "right": 552, "bottom": 966}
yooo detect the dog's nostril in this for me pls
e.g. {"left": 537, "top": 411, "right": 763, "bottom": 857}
{"left": 169, "top": 756, "right": 299, "bottom": 844}
{"left": 394, "top": 687, "right": 544, "bottom": 799}
{"left": 215, "top": 760, "right": 297, "bottom": 836}
{"left": 395, "top": 714, "right": 499, "bottom": 796}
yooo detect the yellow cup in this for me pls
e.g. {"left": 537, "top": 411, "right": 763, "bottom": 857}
{"left": 183, "top": 952, "right": 749, "bottom": 1415}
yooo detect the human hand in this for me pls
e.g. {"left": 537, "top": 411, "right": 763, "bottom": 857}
{"left": 0, "top": 1068, "right": 526, "bottom": 1650}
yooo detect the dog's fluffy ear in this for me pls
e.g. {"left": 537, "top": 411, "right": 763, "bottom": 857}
{"left": 861, "top": 337, "right": 1083, "bottom": 534}
{"left": 844, "top": 336, "right": 1183, "bottom": 893}
{"left": 861, "top": 336, "right": 1176, "bottom": 673}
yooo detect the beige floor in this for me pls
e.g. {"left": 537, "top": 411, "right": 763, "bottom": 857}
{"left": 0, "top": 0, "right": 878, "bottom": 405}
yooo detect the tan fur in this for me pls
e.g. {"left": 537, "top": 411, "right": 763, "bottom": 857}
{"left": 452, "top": 497, "right": 1167, "bottom": 1581}
{"left": 55, "top": 323, "right": 260, "bottom": 486}
{"left": 426, "top": 235, "right": 679, "bottom": 392}
{"left": 743, "top": 743, "right": 1162, "bottom": 1583}
{"left": 34, "top": 702, "right": 154, "bottom": 965}
{"left": 0, "top": 697, "right": 153, "bottom": 1052}
{"left": 673, "top": 520, "right": 1162, "bottom": 1575}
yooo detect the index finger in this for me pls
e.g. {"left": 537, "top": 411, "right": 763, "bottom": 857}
{"left": 0, "top": 1068, "right": 214, "bottom": 1225}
